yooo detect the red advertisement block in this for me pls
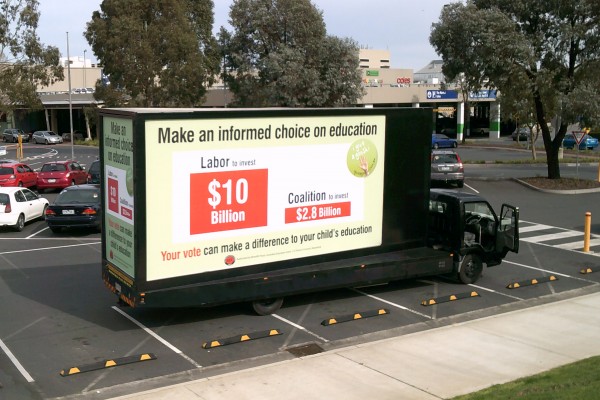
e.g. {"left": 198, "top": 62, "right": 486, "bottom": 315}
{"left": 285, "top": 201, "right": 351, "bottom": 224}
{"left": 107, "top": 178, "right": 119, "bottom": 213}
{"left": 190, "top": 169, "right": 268, "bottom": 234}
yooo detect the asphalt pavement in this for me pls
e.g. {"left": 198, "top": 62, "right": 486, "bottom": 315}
{"left": 109, "top": 287, "right": 600, "bottom": 400}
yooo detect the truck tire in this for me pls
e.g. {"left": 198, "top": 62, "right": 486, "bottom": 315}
{"left": 457, "top": 254, "right": 482, "bottom": 284}
{"left": 251, "top": 298, "right": 283, "bottom": 315}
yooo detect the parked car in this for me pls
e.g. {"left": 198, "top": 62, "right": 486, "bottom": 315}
{"left": 440, "top": 128, "right": 457, "bottom": 138}
{"left": 511, "top": 127, "right": 530, "bottom": 141}
{"left": 32, "top": 130, "right": 63, "bottom": 145}
{"left": 0, "top": 161, "right": 38, "bottom": 188}
{"left": 45, "top": 184, "right": 101, "bottom": 233}
{"left": 0, "top": 187, "right": 48, "bottom": 231}
{"left": 471, "top": 127, "right": 489, "bottom": 136}
{"left": 432, "top": 134, "right": 458, "bottom": 149}
{"left": 3, "top": 128, "right": 28, "bottom": 143}
{"left": 62, "top": 130, "right": 85, "bottom": 142}
{"left": 36, "top": 160, "right": 88, "bottom": 191}
{"left": 430, "top": 150, "right": 464, "bottom": 188}
{"left": 87, "top": 160, "right": 101, "bottom": 184}
{"left": 562, "top": 133, "right": 599, "bottom": 150}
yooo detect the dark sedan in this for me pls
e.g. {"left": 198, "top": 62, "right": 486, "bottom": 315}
{"left": 45, "top": 184, "right": 101, "bottom": 233}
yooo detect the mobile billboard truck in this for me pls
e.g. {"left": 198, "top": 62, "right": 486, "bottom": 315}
{"left": 100, "top": 108, "right": 519, "bottom": 315}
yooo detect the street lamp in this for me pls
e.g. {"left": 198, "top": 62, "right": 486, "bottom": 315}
{"left": 66, "top": 32, "right": 74, "bottom": 159}
{"left": 83, "top": 49, "right": 87, "bottom": 88}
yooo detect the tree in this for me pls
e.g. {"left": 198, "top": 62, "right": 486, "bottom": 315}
{"left": 430, "top": 0, "right": 600, "bottom": 179}
{"left": 219, "top": 0, "right": 364, "bottom": 107}
{"left": 0, "top": 0, "right": 63, "bottom": 117}
{"left": 85, "top": 0, "right": 221, "bottom": 107}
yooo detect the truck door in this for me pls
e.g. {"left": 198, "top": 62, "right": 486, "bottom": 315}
{"left": 495, "top": 204, "right": 519, "bottom": 254}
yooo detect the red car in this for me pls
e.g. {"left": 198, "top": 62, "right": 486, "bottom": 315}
{"left": 0, "top": 161, "right": 38, "bottom": 188}
{"left": 36, "top": 160, "right": 88, "bottom": 191}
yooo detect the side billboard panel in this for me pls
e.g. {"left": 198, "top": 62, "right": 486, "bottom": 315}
{"left": 103, "top": 117, "right": 135, "bottom": 278}
{"left": 144, "top": 115, "right": 386, "bottom": 281}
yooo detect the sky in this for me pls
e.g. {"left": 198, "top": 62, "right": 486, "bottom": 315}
{"left": 37, "top": 0, "right": 452, "bottom": 71}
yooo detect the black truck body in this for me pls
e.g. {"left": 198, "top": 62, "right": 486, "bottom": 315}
{"left": 99, "top": 107, "right": 518, "bottom": 314}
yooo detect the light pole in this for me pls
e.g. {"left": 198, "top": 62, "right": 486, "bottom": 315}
{"left": 83, "top": 49, "right": 87, "bottom": 88}
{"left": 66, "top": 32, "right": 74, "bottom": 159}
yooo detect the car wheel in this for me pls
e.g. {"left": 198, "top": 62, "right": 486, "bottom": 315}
{"left": 70, "top": 180, "right": 75, "bottom": 186}
{"left": 251, "top": 298, "right": 284, "bottom": 315}
{"left": 14, "top": 214, "right": 25, "bottom": 232}
{"left": 457, "top": 180, "right": 464, "bottom": 188}
{"left": 452, "top": 142, "right": 458, "bottom": 148}
{"left": 40, "top": 205, "right": 47, "bottom": 221}
{"left": 18, "top": 181, "right": 23, "bottom": 187}
{"left": 457, "top": 254, "right": 483, "bottom": 284}
{"left": 45, "top": 139, "right": 49, "bottom": 144}
{"left": 433, "top": 143, "right": 439, "bottom": 149}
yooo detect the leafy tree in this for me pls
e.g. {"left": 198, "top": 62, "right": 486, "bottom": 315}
{"left": 430, "top": 0, "right": 600, "bottom": 179}
{"left": 219, "top": 0, "right": 364, "bottom": 107}
{"left": 0, "top": 0, "right": 63, "bottom": 117}
{"left": 85, "top": 0, "right": 221, "bottom": 107}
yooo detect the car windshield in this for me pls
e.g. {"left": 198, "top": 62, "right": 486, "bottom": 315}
{"left": 56, "top": 189, "right": 99, "bottom": 204}
{"left": 41, "top": 164, "right": 67, "bottom": 172}
{"left": 0, "top": 167, "right": 14, "bottom": 175}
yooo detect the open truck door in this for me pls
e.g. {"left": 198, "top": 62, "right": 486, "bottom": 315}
{"left": 496, "top": 204, "right": 519, "bottom": 254}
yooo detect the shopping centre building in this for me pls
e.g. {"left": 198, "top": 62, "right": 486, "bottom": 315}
{"left": 3, "top": 49, "right": 505, "bottom": 140}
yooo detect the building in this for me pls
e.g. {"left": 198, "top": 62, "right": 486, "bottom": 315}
{"left": 3, "top": 51, "right": 503, "bottom": 141}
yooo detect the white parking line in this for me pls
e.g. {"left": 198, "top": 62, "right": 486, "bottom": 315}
{"left": 111, "top": 306, "right": 201, "bottom": 368}
{"left": 0, "top": 242, "right": 100, "bottom": 255}
{"left": 0, "top": 338, "right": 35, "bottom": 383}
{"left": 503, "top": 260, "right": 599, "bottom": 284}
{"left": 351, "top": 288, "right": 432, "bottom": 319}
{"left": 271, "top": 314, "right": 329, "bottom": 343}
{"left": 468, "top": 284, "right": 524, "bottom": 301}
{"left": 27, "top": 226, "right": 50, "bottom": 238}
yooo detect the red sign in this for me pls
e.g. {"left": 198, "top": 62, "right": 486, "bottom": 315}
{"left": 284, "top": 201, "right": 351, "bottom": 224}
{"left": 396, "top": 77, "right": 411, "bottom": 85}
{"left": 189, "top": 169, "right": 268, "bottom": 234}
{"left": 107, "top": 178, "right": 119, "bottom": 213}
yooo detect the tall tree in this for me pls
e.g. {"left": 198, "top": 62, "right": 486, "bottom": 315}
{"left": 430, "top": 0, "right": 600, "bottom": 179}
{"left": 219, "top": 0, "right": 364, "bottom": 107}
{"left": 0, "top": 0, "right": 63, "bottom": 116}
{"left": 85, "top": 0, "right": 221, "bottom": 107}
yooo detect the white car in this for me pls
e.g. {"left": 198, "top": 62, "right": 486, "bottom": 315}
{"left": 0, "top": 187, "right": 49, "bottom": 231}
{"left": 32, "top": 130, "right": 63, "bottom": 145}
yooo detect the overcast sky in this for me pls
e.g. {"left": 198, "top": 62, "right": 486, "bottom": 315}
{"left": 37, "top": 0, "right": 451, "bottom": 70}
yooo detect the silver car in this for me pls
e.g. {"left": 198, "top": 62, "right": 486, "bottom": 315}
{"left": 3, "top": 128, "right": 28, "bottom": 143}
{"left": 430, "top": 150, "right": 464, "bottom": 188}
{"left": 32, "top": 130, "right": 63, "bottom": 145}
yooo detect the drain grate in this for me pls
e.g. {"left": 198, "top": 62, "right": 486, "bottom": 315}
{"left": 286, "top": 343, "right": 324, "bottom": 357}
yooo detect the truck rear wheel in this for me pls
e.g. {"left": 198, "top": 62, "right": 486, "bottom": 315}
{"left": 458, "top": 254, "right": 482, "bottom": 284}
{"left": 252, "top": 298, "right": 283, "bottom": 315}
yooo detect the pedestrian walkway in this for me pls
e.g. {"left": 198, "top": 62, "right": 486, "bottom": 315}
{"left": 110, "top": 290, "right": 600, "bottom": 400}
{"left": 520, "top": 220, "right": 600, "bottom": 256}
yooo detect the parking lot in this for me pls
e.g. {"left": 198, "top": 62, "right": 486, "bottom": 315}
{"left": 2, "top": 147, "right": 600, "bottom": 399}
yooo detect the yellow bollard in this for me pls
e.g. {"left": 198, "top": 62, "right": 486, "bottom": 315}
{"left": 583, "top": 212, "right": 591, "bottom": 252}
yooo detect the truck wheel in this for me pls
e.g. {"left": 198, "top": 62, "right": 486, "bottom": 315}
{"left": 457, "top": 254, "right": 482, "bottom": 284}
{"left": 251, "top": 298, "right": 283, "bottom": 315}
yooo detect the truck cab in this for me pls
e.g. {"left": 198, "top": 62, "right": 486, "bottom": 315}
{"left": 427, "top": 189, "right": 519, "bottom": 284}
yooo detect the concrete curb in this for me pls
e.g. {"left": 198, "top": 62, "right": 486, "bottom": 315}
{"left": 512, "top": 178, "right": 600, "bottom": 194}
